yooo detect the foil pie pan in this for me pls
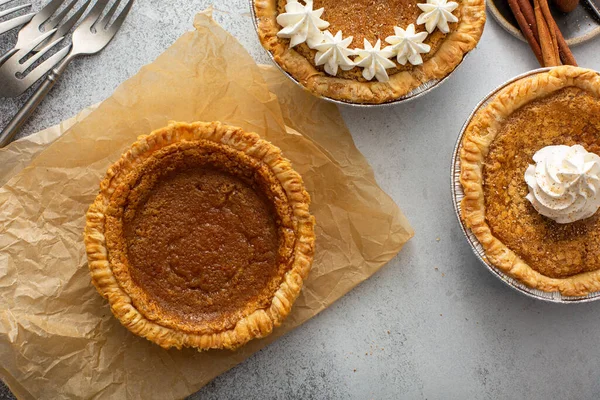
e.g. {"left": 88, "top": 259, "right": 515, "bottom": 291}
{"left": 451, "top": 67, "right": 600, "bottom": 303}
{"left": 249, "top": 0, "right": 472, "bottom": 107}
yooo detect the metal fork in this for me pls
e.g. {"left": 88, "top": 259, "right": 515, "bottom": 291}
{"left": 0, "top": 0, "right": 134, "bottom": 147}
{"left": 0, "top": 0, "right": 90, "bottom": 69}
{"left": 0, "top": 28, "right": 70, "bottom": 97}
{"left": 0, "top": 0, "right": 34, "bottom": 35}
{"left": 0, "top": 0, "right": 91, "bottom": 96}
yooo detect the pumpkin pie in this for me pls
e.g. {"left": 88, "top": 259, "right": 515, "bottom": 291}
{"left": 84, "top": 121, "right": 316, "bottom": 350}
{"left": 253, "top": 0, "right": 486, "bottom": 104}
{"left": 460, "top": 66, "right": 600, "bottom": 296}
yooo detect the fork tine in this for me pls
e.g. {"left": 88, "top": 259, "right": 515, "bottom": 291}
{"left": 99, "top": 0, "right": 120, "bottom": 28}
{"left": 107, "top": 0, "right": 132, "bottom": 34}
{"left": 55, "top": 0, "right": 90, "bottom": 35}
{"left": 19, "top": 36, "right": 65, "bottom": 71}
{"left": 18, "top": 45, "right": 69, "bottom": 87}
{"left": 35, "top": 0, "right": 68, "bottom": 22}
{"left": 78, "top": 0, "right": 108, "bottom": 30}
{"left": 0, "top": 29, "right": 56, "bottom": 91}
{"left": 0, "top": 29, "right": 68, "bottom": 97}
{"left": 34, "top": 0, "right": 90, "bottom": 51}
{"left": 0, "top": 0, "right": 16, "bottom": 6}
{"left": 13, "top": 0, "right": 68, "bottom": 49}
{"left": 0, "top": 11, "right": 33, "bottom": 35}
{"left": 15, "top": 0, "right": 68, "bottom": 41}
{"left": 44, "top": 0, "right": 79, "bottom": 30}
{"left": 15, "top": 28, "right": 58, "bottom": 55}
{"left": 0, "top": 3, "right": 30, "bottom": 18}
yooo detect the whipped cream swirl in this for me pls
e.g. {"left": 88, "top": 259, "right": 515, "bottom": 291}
{"left": 385, "top": 24, "right": 431, "bottom": 65}
{"left": 417, "top": 0, "right": 459, "bottom": 34}
{"left": 524, "top": 145, "right": 600, "bottom": 224}
{"left": 276, "top": 0, "right": 329, "bottom": 48}
{"left": 354, "top": 39, "right": 395, "bottom": 82}
{"left": 313, "top": 30, "right": 356, "bottom": 75}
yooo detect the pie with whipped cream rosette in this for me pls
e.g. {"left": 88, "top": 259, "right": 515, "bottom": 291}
{"left": 460, "top": 66, "right": 600, "bottom": 297}
{"left": 253, "top": 0, "right": 486, "bottom": 104}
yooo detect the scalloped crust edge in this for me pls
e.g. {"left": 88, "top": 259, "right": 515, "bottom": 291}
{"left": 253, "top": 0, "right": 486, "bottom": 104}
{"left": 84, "top": 121, "right": 316, "bottom": 350}
{"left": 460, "top": 66, "right": 600, "bottom": 297}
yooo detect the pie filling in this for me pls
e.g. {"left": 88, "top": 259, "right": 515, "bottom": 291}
{"left": 117, "top": 144, "right": 294, "bottom": 330}
{"left": 278, "top": 0, "right": 457, "bottom": 80}
{"left": 483, "top": 87, "right": 600, "bottom": 279}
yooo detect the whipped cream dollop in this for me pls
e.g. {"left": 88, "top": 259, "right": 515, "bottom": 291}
{"left": 354, "top": 39, "right": 395, "bottom": 82}
{"left": 276, "top": 0, "right": 329, "bottom": 48}
{"left": 417, "top": 0, "right": 459, "bottom": 34}
{"left": 385, "top": 24, "right": 431, "bottom": 65}
{"left": 524, "top": 145, "right": 600, "bottom": 224}
{"left": 313, "top": 30, "right": 356, "bottom": 76}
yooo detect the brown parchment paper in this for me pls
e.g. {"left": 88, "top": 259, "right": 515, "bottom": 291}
{"left": 0, "top": 10, "right": 413, "bottom": 400}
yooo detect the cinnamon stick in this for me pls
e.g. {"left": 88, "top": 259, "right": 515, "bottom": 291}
{"left": 539, "top": 0, "right": 561, "bottom": 60}
{"left": 509, "top": 0, "right": 577, "bottom": 67}
{"left": 508, "top": 0, "right": 544, "bottom": 65}
{"left": 534, "top": 0, "right": 561, "bottom": 66}
{"left": 517, "top": 0, "right": 539, "bottom": 41}
{"left": 532, "top": 0, "right": 577, "bottom": 65}
{"left": 549, "top": 18, "right": 578, "bottom": 65}
{"left": 517, "top": 0, "right": 577, "bottom": 66}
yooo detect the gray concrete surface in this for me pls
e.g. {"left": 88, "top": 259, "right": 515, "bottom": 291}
{"left": 2, "top": 1, "right": 600, "bottom": 399}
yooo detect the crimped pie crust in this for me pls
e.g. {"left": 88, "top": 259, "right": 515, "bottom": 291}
{"left": 460, "top": 66, "right": 600, "bottom": 296}
{"left": 254, "top": 0, "right": 486, "bottom": 104}
{"left": 84, "top": 121, "right": 316, "bottom": 350}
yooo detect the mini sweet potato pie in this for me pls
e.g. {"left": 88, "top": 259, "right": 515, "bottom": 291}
{"left": 84, "top": 122, "right": 315, "bottom": 350}
{"left": 253, "top": 0, "right": 486, "bottom": 104}
{"left": 460, "top": 67, "right": 600, "bottom": 297}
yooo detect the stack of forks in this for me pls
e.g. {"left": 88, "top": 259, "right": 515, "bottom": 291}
{"left": 0, "top": 0, "right": 133, "bottom": 147}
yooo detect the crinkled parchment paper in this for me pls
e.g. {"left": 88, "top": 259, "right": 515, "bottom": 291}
{"left": 0, "top": 10, "right": 413, "bottom": 400}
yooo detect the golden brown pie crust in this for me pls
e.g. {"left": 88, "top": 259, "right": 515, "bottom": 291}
{"left": 483, "top": 87, "right": 600, "bottom": 280}
{"left": 254, "top": 0, "right": 486, "bottom": 104}
{"left": 84, "top": 121, "right": 316, "bottom": 350}
{"left": 460, "top": 66, "right": 600, "bottom": 296}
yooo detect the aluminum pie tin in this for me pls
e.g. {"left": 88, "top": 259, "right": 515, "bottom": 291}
{"left": 451, "top": 67, "right": 600, "bottom": 304}
{"left": 249, "top": 0, "right": 473, "bottom": 107}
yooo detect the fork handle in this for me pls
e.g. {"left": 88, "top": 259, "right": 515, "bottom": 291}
{"left": 0, "top": 58, "right": 71, "bottom": 148}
